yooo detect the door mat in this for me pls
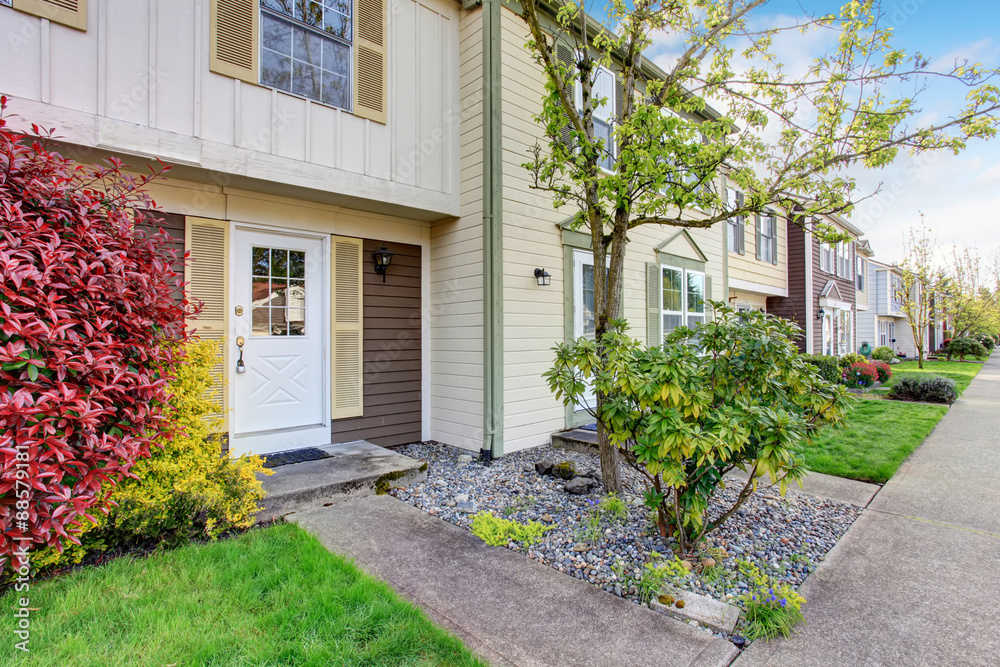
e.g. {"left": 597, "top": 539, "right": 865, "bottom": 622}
{"left": 262, "top": 447, "right": 331, "bottom": 469}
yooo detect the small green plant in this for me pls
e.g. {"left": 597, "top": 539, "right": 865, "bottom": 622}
{"left": 801, "top": 354, "right": 841, "bottom": 383}
{"left": 576, "top": 513, "right": 604, "bottom": 544}
{"left": 837, "top": 352, "right": 867, "bottom": 369}
{"left": 736, "top": 560, "right": 807, "bottom": 640}
{"left": 597, "top": 493, "right": 628, "bottom": 523}
{"left": 888, "top": 375, "right": 958, "bottom": 404}
{"left": 470, "top": 512, "right": 551, "bottom": 547}
{"left": 503, "top": 495, "right": 537, "bottom": 515}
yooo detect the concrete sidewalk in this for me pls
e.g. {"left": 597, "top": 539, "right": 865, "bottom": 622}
{"left": 738, "top": 354, "right": 1000, "bottom": 666}
{"left": 294, "top": 494, "right": 738, "bottom": 667}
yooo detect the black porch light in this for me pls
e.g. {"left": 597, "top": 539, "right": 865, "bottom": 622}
{"left": 817, "top": 307, "right": 826, "bottom": 320}
{"left": 534, "top": 268, "right": 551, "bottom": 287}
{"left": 372, "top": 246, "right": 393, "bottom": 282}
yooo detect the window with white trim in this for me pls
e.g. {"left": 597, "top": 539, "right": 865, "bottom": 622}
{"left": 661, "top": 266, "right": 705, "bottom": 336}
{"left": 856, "top": 256, "right": 866, "bottom": 291}
{"left": 574, "top": 67, "right": 616, "bottom": 171}
{"left": 759, "top": 214, "right": 775, "bottom": 263}
{"left": 726, "top": 188, "right": 745, "bottom": 254}
{"left": 820, "top": 243, "right": 833, "bottom": 273}
{"left": 261, "top": 0, "right": 353, "bottom": 110}
{"left": 836, "top": 242, "right": 851, "bottom": 279}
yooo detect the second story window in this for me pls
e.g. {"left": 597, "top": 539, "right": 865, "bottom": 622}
{"left": 575, "top": 67, "right": 617, "bottom": 171}
{"left": 261, "top": 0, "right": 353, "bottom": 111}
{"left": 820, "top": 243, "right": 833, "bottom": 273}
{"left": 757, "top": 213, "right": 777, "bottom": 265}
{"left": 856, "top": 256, "right": 866, "bottom": 291}
{"left": 726, "top": 188, "right": 745, "bottom": 254}
{"left": 837, "top": 242, "right": 851, "bottom": 279}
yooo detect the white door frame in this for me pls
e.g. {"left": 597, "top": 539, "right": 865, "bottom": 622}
{"left": 228, "top": 223, "right": 332, "bottom": 455}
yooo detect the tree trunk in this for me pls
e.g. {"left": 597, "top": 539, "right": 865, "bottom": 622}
{"left": 597, "top": 421, "right": 622, "bottom": 492}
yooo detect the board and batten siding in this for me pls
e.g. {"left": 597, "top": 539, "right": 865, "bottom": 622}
{"left": 330, "top": 240, "right": 422, "bottom": 446}
{"left": 497, "top": 7, "right": 725, "bottom": 452}
{"left": 727, "top": 214, "right": 787, "bottom": 290}
{"left": 0, "top": 0, "right": 460, "bottom": 217}
{"left": 426, "top": 4, "right": 486, "bottom": 451}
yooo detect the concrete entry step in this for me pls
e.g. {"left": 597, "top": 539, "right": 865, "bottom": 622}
{"left": 256, "top": 440, "right": 427, "bottom": 522}
{"left": 551, "top": 427, "right": 600, "bottom": 454}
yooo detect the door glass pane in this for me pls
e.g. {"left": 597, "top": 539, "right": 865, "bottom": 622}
{"left": 251, "top": 246, "right": 306, "bottom": 337}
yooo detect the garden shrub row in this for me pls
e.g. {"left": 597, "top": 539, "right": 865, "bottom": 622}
{"left": 802, "top": 354, "right": 892, "bottom": 389}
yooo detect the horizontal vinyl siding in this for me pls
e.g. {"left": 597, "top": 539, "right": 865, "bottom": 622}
{"left": 428, "top": 5, "right": 485, "bottom": 451}
{"left": 727, "top": 215, "right": 787, "bottom": 290}
{"left": 767, "top": 221, "right": 807, "bottom": 351}
{"left": 499, "top": 8, "right": 565, "bottom": 452}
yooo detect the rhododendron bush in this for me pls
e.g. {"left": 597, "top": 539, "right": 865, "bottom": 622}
{"left": 0, "top": 98, "right": 187, "bottom": 570}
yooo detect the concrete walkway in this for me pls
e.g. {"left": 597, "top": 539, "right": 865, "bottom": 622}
{"left": 294, "top": 495, "right": 738, "bottom": 667}
{"left": 738, "top": 354, "right": 1000, "bottom": 666}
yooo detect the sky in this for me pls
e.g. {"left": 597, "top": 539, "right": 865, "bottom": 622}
{"left": 638, "top": 0, "right": 1000, "bottom": 263}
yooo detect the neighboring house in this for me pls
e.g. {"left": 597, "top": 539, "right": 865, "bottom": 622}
{"left": 768, "top": 214, "right": 862, "bottom": 357}
{"left": 856, "top": 260, "right": 925, "bottom": 359}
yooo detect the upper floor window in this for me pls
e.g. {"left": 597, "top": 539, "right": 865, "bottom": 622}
{"left": 757, "top": 213, "right": 777, "bottom": 264}
{"left": 856, "top": 256, "right": 866, "bottom": 291}
{"left": 820, "top": 243, "right": 833, "bottom": 273}
{"left": 662, "top": 266, "right": 705, "bottom": 337}
{"left": 837, "top": 241, "right": 851, "bottom": 279}
{"left": 261, "top": 0, "right": 353, "bottom": 111}
{"left": 575, "top": 67, "right": 617, "bottom": 171}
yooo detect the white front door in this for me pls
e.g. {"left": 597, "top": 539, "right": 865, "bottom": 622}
{"left": 231, "top": 228, "right": 328, "bottom": 455}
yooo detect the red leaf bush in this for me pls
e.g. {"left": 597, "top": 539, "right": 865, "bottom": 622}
{"left": 843, "top": 361, "right": 878, "bottom": 389}
{"left": 872, "top": 361, "right": 892, "bottom": 383}
{"left": 0, "top": 99, "right": 186, "bottom": 571}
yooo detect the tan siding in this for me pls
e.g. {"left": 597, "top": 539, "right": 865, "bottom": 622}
{"left": 427, "top": 5, "right": 486, "bottom": 451}
{"left": 727, "top": 213, "right": 787, "bottom": 290}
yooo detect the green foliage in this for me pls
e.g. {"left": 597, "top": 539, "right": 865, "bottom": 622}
{"left": 470, "top": 512, "right": 552, "bottom": 547}
{"left": 948, "top": 337, "right": 989, "bottom": 360}
{"left": 888, "top": 375, "right": 959, "bottom": 404}
{"left": 503, "top": 495, "right": 538, "bottom": 516}
{"left": 614, "top": 555, "right": 691, "bottom": 604}
{"left": 597, "top": 493, "right": 628, "bottom": 523}
{"left": 837, "top": 353, "right": 867, "bottom": 369}
{"left": 872, "top": 346, "right": 896, "bottom": 363}
{"left": 977, "top": 334, "right": 997, "bottom": 351}
{"left": 545, "top": 304, "right": 851, "bottom": 554}
{"left": 737, "top": 560, "right": 807, "bottom": 641}
{"left": 802, "top": 354, "right": 841, "bottom": 384}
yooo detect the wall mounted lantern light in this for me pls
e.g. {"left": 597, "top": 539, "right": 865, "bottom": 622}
{"left": 372, "top": 246, "right": 393, "bottom": 282}
{"left": 817, "top": 307, "right": 826, "bottom": 320}
{"left": 534, "top": 268, "right": 551, "bottom": 286}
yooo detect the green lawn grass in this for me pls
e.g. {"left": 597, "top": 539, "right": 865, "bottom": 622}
{"left": 801, "top": 398, "right": 948, "bottom": 484}
{"left": 882, "top": 359, "right": 984, "bottom": 395}
{"left": 1, "top": 523, "right": 483, "bottom": 667}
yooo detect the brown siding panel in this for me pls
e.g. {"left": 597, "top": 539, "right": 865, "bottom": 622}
{"left": 330, "top": 239, "right": 423, "bottom": 447}
{"left": 767, "top": 220, "right": 807, "bottom": 352}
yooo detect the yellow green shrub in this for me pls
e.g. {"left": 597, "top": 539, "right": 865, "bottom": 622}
{"left": 101, "top": 338, "right": 270, "bottom": 545}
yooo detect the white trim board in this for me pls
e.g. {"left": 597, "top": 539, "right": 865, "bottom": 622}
{"left": 728, "top": 277, "right": 788, "bottom": 298}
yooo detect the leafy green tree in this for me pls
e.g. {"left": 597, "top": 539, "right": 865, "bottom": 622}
{"left": 519, "top": 0, "right": 1000, "bottom": 489}
{"left": 896, "top": 221, "right": 947, "bottom": 369}
{"left": 545, "top": 305, "right": 851, "bottom": 554}
{"left": 941, "top": 247, "right": 1000, "bottom": 340}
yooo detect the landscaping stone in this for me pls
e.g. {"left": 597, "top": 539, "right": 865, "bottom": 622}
{"left": 565, "top": 476, "right": 598, "bottom": 494}
{"left": 552, "top": 461, "right": 577, "bottom": 479}
{"left": 388, "top": 442, "right": 861, "bottom": 616}
{"left": 457, "top": 454, "right": 474, "bottom": 464}
{"left": 534, "top": 459, "right": 554, "bottom": 475}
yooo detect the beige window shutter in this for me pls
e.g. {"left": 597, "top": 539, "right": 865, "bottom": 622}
{"left": 185, "top": 217, "right": 230, "bottom": 429}
{"left": 209, "top": 0, "right": 258, "bottom": 84}
{"left": 331, "top": 236, "right": 364, "bottom": 419}
{"left": 12, "top": 0, "right": 87, "bottom": 31}
{"left": 646, "top": 263, "right": 662, "bottom": 348}
{"left": 353, "top": 0, "right": 387, "bottom": 123}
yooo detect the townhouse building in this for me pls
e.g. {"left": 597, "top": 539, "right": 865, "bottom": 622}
{"left": 856, "top": 259, "right": 926, "bottom": 359}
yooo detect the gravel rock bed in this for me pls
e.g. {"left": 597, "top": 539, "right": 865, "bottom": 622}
{"left": 389, "top": 441, "right": 861, "bottom": 623}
